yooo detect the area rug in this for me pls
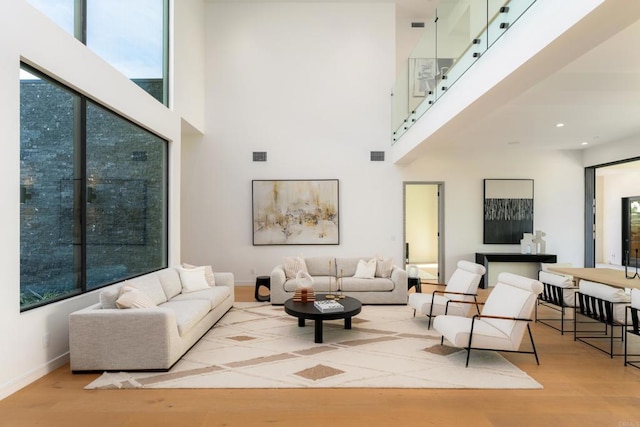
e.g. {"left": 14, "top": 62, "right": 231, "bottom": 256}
{"left": 85, "top": 302, "right": 542, "bottom": 390}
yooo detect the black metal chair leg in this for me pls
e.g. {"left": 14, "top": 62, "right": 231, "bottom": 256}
{"left": 527, "top": 324, "right": 539, "bottom": 365}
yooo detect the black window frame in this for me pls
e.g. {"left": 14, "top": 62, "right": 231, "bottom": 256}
{"left": 19, "top": 62, "right": 169, "bottom": 312}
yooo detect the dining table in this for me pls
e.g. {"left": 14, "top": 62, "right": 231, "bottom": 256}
{"left": 548, "top": 267, "right": 640, "bottom": 290}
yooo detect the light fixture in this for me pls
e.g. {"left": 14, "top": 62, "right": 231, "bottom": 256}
{"left": 581, "top": 142, "right": 589, "bottom": 146}
{"left": 556, "top": 123, "right": 565, "bottom": 128}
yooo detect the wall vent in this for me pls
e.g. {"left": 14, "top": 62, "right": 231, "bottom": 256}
{"left": 411, "top": 22, "right": 425, "bottom": 28}
{"left": 370, "top": 151, "right": 385, "bottom": 162}
{"left": 253, "top": 151, "right": 267, "bottom": 162}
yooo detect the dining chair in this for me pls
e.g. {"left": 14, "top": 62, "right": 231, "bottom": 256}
{"left": 574, "top": 279, "right": 631, "bottom": 357}
{"left": 536, "top": 263, "right": 577, "bottom": 335}
{"left": 624, "top": 288, "right": 640, "bottom": 368}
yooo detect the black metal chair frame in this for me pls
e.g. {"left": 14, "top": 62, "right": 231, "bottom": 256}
{"left": 438, "top": 301, "right": 539, "bottom": 367}
{"left": 419, "top": 285, "right": 480, "bottom": 329}
{"left": 573, "top": 291, "right": 627, "bottom": 358}
{"left": 535, "top": 281, "right": 578, "bottom": 335}
{"left": 625, "top": 305, "right": 640, "bottom": 369}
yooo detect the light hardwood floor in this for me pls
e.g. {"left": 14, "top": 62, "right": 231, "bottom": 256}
{"left": 1, "top": 285, "right": 640, "bottom": 427}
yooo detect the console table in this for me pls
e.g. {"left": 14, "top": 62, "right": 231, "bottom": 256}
{"left": 475, "top": 252, "right": 557, "bottom": 288}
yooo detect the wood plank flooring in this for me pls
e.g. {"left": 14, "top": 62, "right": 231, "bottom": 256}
{"left": 1, "top": 285, "right": 640, "bottom": 426}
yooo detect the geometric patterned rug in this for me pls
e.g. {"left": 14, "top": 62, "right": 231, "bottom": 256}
{"left": 85, "top": 302, "right": 542, "bottom": 390}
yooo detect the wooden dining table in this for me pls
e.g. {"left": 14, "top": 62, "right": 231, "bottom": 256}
{"left": 548, "top": 267, "right": 640, "bottom": 290}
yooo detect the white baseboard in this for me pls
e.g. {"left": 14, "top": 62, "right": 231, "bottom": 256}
{"left": 0, "top": 353, "right": 69, "bottom": 401}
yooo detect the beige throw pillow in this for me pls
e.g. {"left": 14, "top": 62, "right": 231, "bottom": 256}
{"left": 375, "top": 257, "right": 393, "bottom": 278}
{"left": 284, "top": 255, "right": 308, "bottom": 280}
{"left": 178, "top": 266, "right": 211, "bottom": 293}
{"left": 354, "top": 259, "right": 376, "bottom": 279}
{"left": 115, "top": 285, "right": 157, "bottom": 309}
{"left": 182, "top": 263, "right": 216, "bottom": 286}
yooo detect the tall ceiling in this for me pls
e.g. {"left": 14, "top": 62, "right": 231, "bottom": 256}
{"left": 207, "top": 0, "right": 640, "bottom": 154}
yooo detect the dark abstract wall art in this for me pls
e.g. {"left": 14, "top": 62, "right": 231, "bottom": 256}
{"left": 483, "top": 179, "right": 534, "bottom": 244}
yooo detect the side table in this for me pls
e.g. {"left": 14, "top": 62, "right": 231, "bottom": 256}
{"left": 255, "top": 276, "right": 270, "bottom": 302}
{"left": 408, "top": 277, "right": 422, "bottom": 293}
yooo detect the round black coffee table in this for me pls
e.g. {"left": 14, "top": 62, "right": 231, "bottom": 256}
{"left": 284, "top": 295, "right": 362, "bottom": 343}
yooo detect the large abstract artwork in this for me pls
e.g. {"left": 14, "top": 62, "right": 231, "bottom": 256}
{"left": 483, "top": 179, "right": 534, "bottom": 244}
{"left": 252, "top": 179, "right": 339, "bottom": 245}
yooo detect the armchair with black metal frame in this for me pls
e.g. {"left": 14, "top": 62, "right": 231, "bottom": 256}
{"left": 433, "top": 272, "right": 543, "bottom": 367}
{"left": 407, "top": 260, "right": 485, "bottom": 329}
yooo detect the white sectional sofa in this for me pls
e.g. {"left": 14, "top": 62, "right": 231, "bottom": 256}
{"left": 69, "top": 266, "right": 234, "bottom": 372}
{"left": 270, "top": 256, "right": 407, "bottom": 305}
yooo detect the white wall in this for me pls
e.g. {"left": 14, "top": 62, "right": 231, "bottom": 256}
{"left": 598, "top": 168, "right": 640, "bottom": 266}
{"left": 401, "top": 147, "right": 586, "bottom": 280}
{"left": 583, "top": 137, "right": 640, "bottom": 167}
{"left": 181, "top": 2, "right": 398, "bottom": 283}
{"left": 0, "top": 1, "right": 182, "bottom": 399}
{"left": 173, "top": 0, "right": 206, "bottom": 134}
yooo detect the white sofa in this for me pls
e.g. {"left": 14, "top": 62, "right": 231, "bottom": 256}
{"left": 270, "top": 256, "right": 407, "bottom": 305}
{"left": 69, "top": 266, "right": 234, "bottom": 372}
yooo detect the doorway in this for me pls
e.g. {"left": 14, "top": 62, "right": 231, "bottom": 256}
{"left": 403, "top": 182, "right": 444, "bottom": 283}
{"left": 585, "top": 158, "right": 640, "bottom": 267}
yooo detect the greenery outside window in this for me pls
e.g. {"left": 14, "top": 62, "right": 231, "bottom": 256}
{"left": 20, "top": 64, "right": 168, "bottom": 311}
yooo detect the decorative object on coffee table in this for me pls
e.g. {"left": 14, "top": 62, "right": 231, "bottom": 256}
{"left": 326, "top": 259, "right": 337, "bottom": 300}
{"left": 314, "top": 299, "right": 343, "bottom": 313}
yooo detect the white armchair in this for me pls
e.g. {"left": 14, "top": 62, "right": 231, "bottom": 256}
{"left": 407, "top": 260, "right": 485, "bottom": 329}
{"left": 433, "top": 272, "right": 543, "bottom": 367}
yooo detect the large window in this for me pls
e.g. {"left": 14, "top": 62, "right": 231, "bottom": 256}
{"left": 20, "top": 64, "right": 168, "bottom": 311}
{"left": 26, "top": 0, "right": 168, "bottom": 105}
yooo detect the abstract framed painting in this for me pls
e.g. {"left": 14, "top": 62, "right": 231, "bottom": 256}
{"left": 252, "top": 179, "right": 339, "bottom": 245}
{"left": 483, "top": 179, "right": 534, "bottom": 244}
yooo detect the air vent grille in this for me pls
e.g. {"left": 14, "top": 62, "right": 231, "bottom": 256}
{"left": 253, "top": 152, "right": 267, "bottom": 162}
{"left": 370, "top": 151, "right": 385, "bottom": 162}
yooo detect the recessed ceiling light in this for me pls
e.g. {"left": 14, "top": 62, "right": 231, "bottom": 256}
{"left": 556, "top": 123, "right": 564, "bottom": 128}
{"left": 581, "top": 142, "right": 589, "bottom": 146}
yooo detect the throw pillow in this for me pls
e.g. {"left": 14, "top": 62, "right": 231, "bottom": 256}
{"left": 100, "top": 286, "right": 121, "bottom": 309}
{"left": 115, "top": 285, "right": 157, "bottom": 309}
{"left": 182, "top": 263, "right": 216, "bottom": 286}
{"left": 353, "top": 258, "right": 376, "bottom": 279}
{"left": 375, "top": 256, "right": 393, "bottom": 278}
{"left": 178, "top": 266, "right": 211, "bottom": 293}
{"left": 283, "top": 255, "right": 308, "bottom": 280}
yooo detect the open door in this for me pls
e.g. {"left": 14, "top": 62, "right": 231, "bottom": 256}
{"left": 404, "top": 182, "right": 443, "bottom": 283}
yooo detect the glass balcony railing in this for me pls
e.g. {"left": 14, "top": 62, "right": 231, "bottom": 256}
{"left": 391, "top": 0, "right": 537, "bottom": 144}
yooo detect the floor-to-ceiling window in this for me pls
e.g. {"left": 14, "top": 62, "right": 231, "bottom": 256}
{"left": 20, "top": 64, "right": 168, "bottom": 311}
{"left": 26, "top": 0, "right": 168, "bottom": 105}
